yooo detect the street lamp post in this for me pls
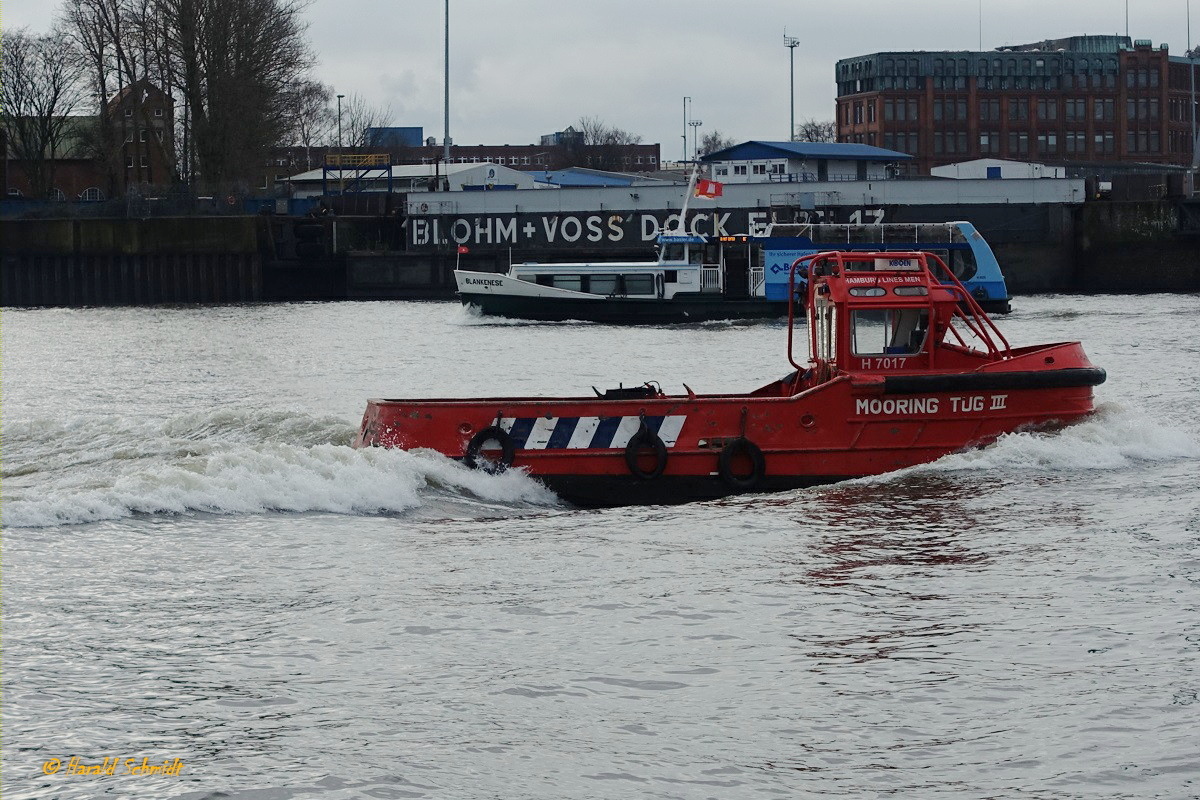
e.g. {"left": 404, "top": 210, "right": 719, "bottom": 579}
{"left": 336, "top": 94, "right": 344, "bottom": 151}
{"left": 689, "top": 119, "right": 703, "bottom": 160}
{"left": 444, "top": 0, "right": 451, "bottom": 176}
{"left": 785, "top": 34, "right": 799, "bottom": 140}
{"left": 682, "top": 96, "right": 691, "bottom": 162}
{"left": 336, "top": 93, "right": 344, "bottom": 194}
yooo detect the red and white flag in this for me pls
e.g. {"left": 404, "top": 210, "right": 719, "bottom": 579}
{"left": 694, "top": 179, "right": 724, "bottom": 199}
{"left": 457, "top": 245, "right": 470, "bottom": 254}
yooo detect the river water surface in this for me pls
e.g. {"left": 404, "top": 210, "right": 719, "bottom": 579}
{"left": 3, "top": 295, "right": 1199, "bottom": 799}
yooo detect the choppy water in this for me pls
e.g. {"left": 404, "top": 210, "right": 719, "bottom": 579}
{"left": 3, "top": 295, "right": 1199, "bottom": 799}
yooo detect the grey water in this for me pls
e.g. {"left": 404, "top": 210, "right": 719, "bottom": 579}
{"left": 3, "top": 295, "right": 1199, "bottom": 799}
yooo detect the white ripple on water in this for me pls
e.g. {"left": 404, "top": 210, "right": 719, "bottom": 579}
{"left": 2, "top": 409, "right": 559, "bottom": 528}
{"left": 856, "top": 403, "right": 1200, "bottom": 483}
{"left": 5, "top": 402, "right": 1195, "bottom": 530}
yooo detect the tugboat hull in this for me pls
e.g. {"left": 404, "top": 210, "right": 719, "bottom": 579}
{"left": 358, "top": 251, "right": 1105, "bottom": 507}
{"left": 354, "top": 352, "right": 1104, "bottom": 507}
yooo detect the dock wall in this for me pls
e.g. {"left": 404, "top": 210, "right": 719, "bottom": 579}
{"left": 1, "top": 201, "right": 1197, "bottom": 307}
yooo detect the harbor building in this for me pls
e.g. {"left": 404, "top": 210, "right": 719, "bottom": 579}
{"left": 835, "top": 35, "right": 1200, "bottom": 174}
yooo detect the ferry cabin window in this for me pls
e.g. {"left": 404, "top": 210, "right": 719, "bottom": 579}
{"left": 623, "top": 274, "right": 655, "bottom": 296}
{"left": 552, "top": 275, "right": 583, "bottom": 292}
{"left": 852, "top": 309, "right": 930, "bottom": 356}
{"left": 950, "top": 248, "right": 978, "bottom": 281}
{"left": 588, "top": 275, "right": 619, "bottom": 295}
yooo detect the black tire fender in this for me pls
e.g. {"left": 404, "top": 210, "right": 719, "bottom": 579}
{"left": 464, "top": 426, "right": 515, "bottom": 473}
{"left": 624, "top": 426, "right": 668, "bottom": 479}
{"left": 718, "top": 437, "right": 765, "bottom": 491}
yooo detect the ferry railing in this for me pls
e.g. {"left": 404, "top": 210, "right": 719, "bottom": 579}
{"left": 748, "top": 265, "right": 765, "bottom": 296}
{"left": 701, "top": 265, "right": 722, "bottom": 292}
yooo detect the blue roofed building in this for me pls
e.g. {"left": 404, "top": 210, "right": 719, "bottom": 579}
{"left": 700, "top": 140, "right": 913, "bottom": 183}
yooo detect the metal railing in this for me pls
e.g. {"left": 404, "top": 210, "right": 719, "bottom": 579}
{"left": 748, "top": 265, "right": 765, "bottom": 296}
{"left": 701, "top": 265, "right": 722, "bottom": 292}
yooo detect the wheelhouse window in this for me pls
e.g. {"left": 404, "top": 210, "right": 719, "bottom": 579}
{"left": 661, "top": 244, "right": 686, "bottom": 262}
{"left": 852, "top": 308, "right": 930, "bottom": 355}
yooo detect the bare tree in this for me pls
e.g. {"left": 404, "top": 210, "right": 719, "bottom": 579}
{"left": 698, "top": 129, "right": 736, "bottom": 156}
{"left": 573, "top": 115, "right": 643, "bottom": 170}
{"left": 577, "top": 115, "right": 642, "bottom": 146}
{"left": 338, "top": 92, "right": 394, "bottom": 148}
{"left": 279, "top": 78, "right": 334, "bottom": 168}
{"left": 794, "top": 118, "right": 836, "bottom": 143}
{"left": 161, "top": 0, "right": 314, "bottom": 193}
{"left": 1, "top": 27, "right": 87, "bottom": 199}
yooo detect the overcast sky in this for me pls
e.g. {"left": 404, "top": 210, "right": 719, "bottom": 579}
{"left": 5, "top": 0, "right": 1197, "bottom": 155}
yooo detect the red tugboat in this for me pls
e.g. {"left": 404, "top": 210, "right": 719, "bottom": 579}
{"left": 354, "top": 251, "right": 1104, "bottom": 506}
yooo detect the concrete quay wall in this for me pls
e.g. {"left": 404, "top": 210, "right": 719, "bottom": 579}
{"left": 1, "top": 201, "right": 1196, "bottom": 307}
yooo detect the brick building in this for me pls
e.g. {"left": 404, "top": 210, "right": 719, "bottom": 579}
{"left": 5, "top": 79, "right": 176, "bottom": 201}
{"left": 835, "top": 35, "right": 1200, "bottom": 174}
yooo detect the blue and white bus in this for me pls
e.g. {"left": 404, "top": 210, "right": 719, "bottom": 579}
{"left": 753, "top": 221, "right": 1011, "bottom": 313}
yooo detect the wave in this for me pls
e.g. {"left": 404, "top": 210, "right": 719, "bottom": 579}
{"left": 867, "top": 402, "right": 1200, "bottom": 480}
{"left": 2, "top": 409, "right": 560, "bottom": 528}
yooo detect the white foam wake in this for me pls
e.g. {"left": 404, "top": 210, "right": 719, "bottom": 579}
{"left": 2, "top": 410, "right": 559, "bottom": 528}
{"left": 879, "top": 402, "right": 1199, "bottom": 479}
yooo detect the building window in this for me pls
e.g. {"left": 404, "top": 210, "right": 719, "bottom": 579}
{"left": 753, "top": 164, "right": 766, "bottom": 174}
{"left": 733, "top": 165, "right": 747, "bottom": 175}
{"left": 125, "top": 132, "right": 133, "bottom": 143}
{"left": 980, "top": 132, "right": 1000, "bottom": 155}
{"left": 1094, "top": 98, "right": 1114, "bottom": 121}
{"left": 79, "top": 187, "right": 104, "bottom": 201}
{"left": 1037, "top": 99, "right": 1057, "bottom": 121}
{"left": 770, "top": 163, "right": 784, "bottom": 173}
{"left": 715, "top": 167, "right": 728, "bottom": 176}
{"left": 980, "top": 99, "right": 1000, "bottom": 122}
{"left": 1007, "top": 131, "right": 1029, "bottom": 156}
{"left": 124, "top": 108, "right": 132, "bottom": 117}
{"left": 140, "top": 155, "right": 148, "bottom": 167}
{"left": 1065, "top": 99, "right": 1086, "bottom": 121}
{"left": 125, "top": 154, "right": 134, "bottom": 168}
{"left": 154, "top": 108, "right": 163, "bottom": 117}
{"left": 1037, "top": 132, "right": 1058, "bottom": 155}
{"left": 1066, "top": 131, "right": 1086, "bottom": 154}
{"left": 521, "top": 156, "right": 530, "bottom": 165}
{"left": 1008, "top": 99, "right": 1028, "bottom": 121}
